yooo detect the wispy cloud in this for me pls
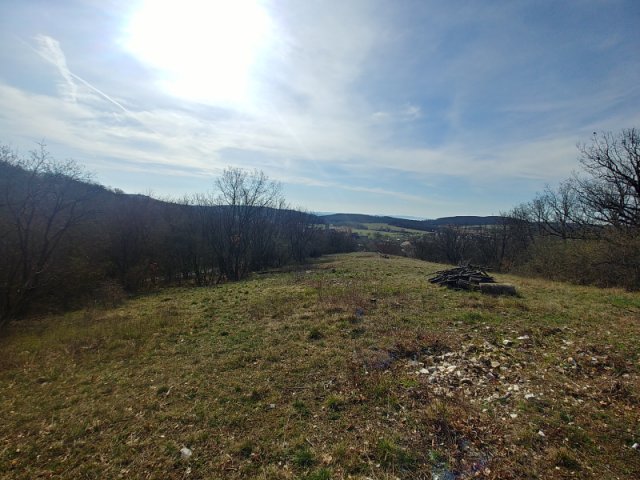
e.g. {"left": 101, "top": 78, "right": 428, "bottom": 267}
{"left": 0, "top": 1, "right": 638, "bottom": 216}
{"left": 372, "top": 104, "right": 422, "bottom": 123}
{"left": 34, "top": 34, "right": 77, "bottom": 101}
{"left": 33, "top": 34, "right": 132, "bottom": 115}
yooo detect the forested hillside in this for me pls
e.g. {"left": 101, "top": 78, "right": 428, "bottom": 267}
{"left": 0, "top": 146, "right": 357, "bottom": 328}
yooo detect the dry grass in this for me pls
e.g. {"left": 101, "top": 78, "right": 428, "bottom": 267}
{"left": 0, "top": 253, "right": 639, "bottom": 479}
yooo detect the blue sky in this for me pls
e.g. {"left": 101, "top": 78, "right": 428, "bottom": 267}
{"left": 1, "top": 0, "right": 638, "bottom": 217}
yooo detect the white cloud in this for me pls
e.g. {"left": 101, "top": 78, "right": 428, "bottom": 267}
{"left": 0, "top": 76, "right": 595, "bottom": 195}
{"left": 371, "top": 104, "right": 422, "bottom": 123}
{"left": 0, "top": 1, "right": 638, "bottom": 215}
{"left": 34, "top": 35, "right": 77, "bottom": 101}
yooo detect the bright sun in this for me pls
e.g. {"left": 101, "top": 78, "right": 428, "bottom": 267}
{"left": 124, "top": 0, "right": 273, "bottom": 107}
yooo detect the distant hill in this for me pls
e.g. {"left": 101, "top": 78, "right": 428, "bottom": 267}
{"left": 321, "top": 213, "right": 502, "bottom": 231}
{"left": 427, "top": 215, "right": 503, "bottom": 226}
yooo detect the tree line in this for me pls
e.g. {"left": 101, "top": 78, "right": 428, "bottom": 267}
{"left": 2, "top": 128, "right": 637, "bottom": 329}
{"left": 0, "top": 147, "right": 356, "bottom": 330}
{"left": 406, "top": 129, "right": 640, "bottom": 289}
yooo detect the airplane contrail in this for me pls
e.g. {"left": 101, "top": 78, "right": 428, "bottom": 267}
{"left": 16, "top": 33, "right": 162, "bottom": 136}
{"left": 26, "top": 34, "right": 132, "bottom": 115}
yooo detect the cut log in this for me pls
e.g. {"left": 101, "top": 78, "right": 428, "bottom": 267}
{"left": 479, "top": 283, "right": 517, "bottom": 296}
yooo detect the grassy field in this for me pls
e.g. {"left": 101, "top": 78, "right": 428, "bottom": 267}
{"left": 1, "top": 253, "right": 639, "bottom": 479}
{"left": 349, "top": 223, "right": 426, "bottom": 240}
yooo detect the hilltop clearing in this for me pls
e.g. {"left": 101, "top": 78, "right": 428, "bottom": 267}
{"left": 1, "top": 253, "right": 639, "bottom": 479}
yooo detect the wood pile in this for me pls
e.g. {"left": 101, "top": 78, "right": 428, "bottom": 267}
{"left": 429, "top": 265, "right": 495, "bottom": 290}
{"left": 429, "top": 265, "right": 517, "bottom": 295}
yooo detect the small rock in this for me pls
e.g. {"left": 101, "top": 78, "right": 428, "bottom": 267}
{"left": 632, "top": 443, "right": 639, "bottom": 450}
{"left": 407, "top": 360, "right": 421, "bottom": 368}
{"left": 538, "top": 430, "right": 545, "bottom": 437}
{"left": 419, "top": 368, "right": 429, "bottom": 374}
{"left": 517, "top": 335, "right": 530, "bottom": 340}
{"left": 502, "top": 339, "right": 513, "bottom": 347}
{"left": 490, "top": 360, "right": 501, "bottom": 369}
{"left": 524, "top": 393, "right": 535, "bottom": 400}
{"left": 180, "top": 447, "right": 192, "bottom": 460}
{"left": 510, "top": 413, "right": 518, "bottom": 419}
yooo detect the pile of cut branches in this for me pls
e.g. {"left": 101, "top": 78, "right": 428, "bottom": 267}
{"left": 429, "top": 264, "right": 495, "bottom": 290}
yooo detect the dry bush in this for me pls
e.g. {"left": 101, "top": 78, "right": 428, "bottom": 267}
{"left": 516, "top": 235, "right": 640, "bottom": 290}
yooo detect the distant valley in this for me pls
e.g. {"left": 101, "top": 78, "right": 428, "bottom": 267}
{"left": 320, "top": 213, "right": 502, "bottom": 232}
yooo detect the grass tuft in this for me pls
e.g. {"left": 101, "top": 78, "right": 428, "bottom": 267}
{"left": 292, "top": 446, "right": 315, "bottom": 468}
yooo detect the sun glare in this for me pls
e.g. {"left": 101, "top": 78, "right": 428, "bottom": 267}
{"left": 124, "top": 0, "right": 273, "bottom": 107}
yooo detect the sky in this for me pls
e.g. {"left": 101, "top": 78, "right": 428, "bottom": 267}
{"left": 0, "top": 0, "right": 639, "bottom": 218}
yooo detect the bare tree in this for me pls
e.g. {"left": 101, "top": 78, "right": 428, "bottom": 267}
{"left": 282, "top": 209, "right": 321, "bottom": 262}
{"left": 0, "top": 144, "right": 93, "bottom": 328}
{"left": 208, "top": 168, "right": 283, "bottom": 280}
{"left": 494, "top": 129, "right": 640, "bottom": 287}
{"left": 104, "top": 194, "right": 161, "bottom": 290}
{"left": 575, "top": 129, "right": 640, "bottom": 230}
{"left": 164, "top": 196, "right": 211, "bottom": 285}
{"left": 498, "top": 205, "right": 536, "bottom": 266}
{"left": 527, "top": 181, "right": 586, "bottom": 239}
{"left": 434, "top": 226, "right": 470, "bottom": 264}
